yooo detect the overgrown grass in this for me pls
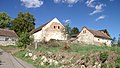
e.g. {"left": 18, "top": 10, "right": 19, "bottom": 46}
{"left": 2, "top": 43, "right": 120, "bottom": 68}
{"left": 0, "top": 45, "right": 17, "bottom": 49}
{"left": 35, "top": 43, "right": 120, "bottom": 54}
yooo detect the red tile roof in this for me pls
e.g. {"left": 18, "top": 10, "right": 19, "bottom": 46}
{"left": 83, "top": 26, "right": 111, "bottom": 39}
{"left": 30, "top": 22, "right": 49, "bottom": 34}
{"left": 0, "top": 29, "right": 18, "bottom": 38}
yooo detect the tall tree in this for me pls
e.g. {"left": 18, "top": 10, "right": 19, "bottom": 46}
{"left": 0, "top": 12, "right": 11, "bottom": 28}
{"left": 11, "top": 12, "right": 35, "bottom": 36}
{"left": 118, "top": 34, "right": 120, "bottom": 46}
{"left": 111, "top": 37, "right": 116, "bottom": 44}
{"left": 62, "top": 23, "right": 71, "bottom": 40}
{"left": 71, "top": 27, "right": 79, "bottom": 35}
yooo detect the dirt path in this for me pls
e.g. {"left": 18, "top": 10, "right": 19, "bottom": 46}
{"left": 0, "top": 49, "right": 35, "bottom": 68}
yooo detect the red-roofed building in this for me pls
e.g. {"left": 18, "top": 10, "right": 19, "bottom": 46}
{"left": 76, "top": 27, "right": 112, "bottom": 46}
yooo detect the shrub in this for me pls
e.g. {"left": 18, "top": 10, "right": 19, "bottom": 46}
{"left": 109, "top": 64, "right": 113, "bottom": 68}
{"left": 115, "top": 56, "right": 120, "bottom": 68}
{"left": 101, "top": 63, "right": 107, "bottom": 68}
{"left": 17, "top": 32, "right": 32, "bottom": 49}
{"left": 100, "top": 52, "right": 108, "bottom": 63}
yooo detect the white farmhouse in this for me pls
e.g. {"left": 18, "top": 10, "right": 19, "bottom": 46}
{"left": 30, "top": 18, "right": 66, "bottom": 42}
{"left": 76, "top": 27, "right": 112, "bottom": 46}
{"left": 0, "top": 29, "right": 18, "bottom": 46}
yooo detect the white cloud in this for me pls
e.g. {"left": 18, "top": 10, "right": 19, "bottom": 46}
{"left": 63, "top": 19, "right": 71, "bottom": 24}
{"left": 96, "top": 15, "right": 106, "bottom": 21}
{"left": 85, "top": 0, "right": 95, "bottom": 8}
{"left": 21, "top": 0, "right": 43, "bottom": 8}
{"left": 54, "top": 0, "right": 61, "bottom": 3}
{"left": 54, "top": 0, "right": 80, "bottom": 7}
{"left": 90, "top": 4, "right": 106, "bottom": 15}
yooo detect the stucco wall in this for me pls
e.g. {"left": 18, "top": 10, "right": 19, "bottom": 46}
{"left": 77, "top": 27, "right": 111, "bottom": 46}
{"left": 32, "top": 20, "right": 65, "bottom": 42}
{"left": 0, "top": 36, "right": 17, "bottom": 46}
{"left": 94, "top": 37, "right": 111, "bottom": 46}
{"left": 0, "top": 41, "right": 16, "bottom": 46}
{"left": 77, "top": 28, "right": 94, "bottom": 44}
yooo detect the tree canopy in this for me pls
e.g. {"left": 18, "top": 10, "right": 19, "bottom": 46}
{"left": 0, "top": 12, "right": 11, "bottom": 28}
{"left": 71, "top": 27, "right": 79, "bottom": 35}
{"left": 11, "top": 12, "right": 35, "bottom": 36}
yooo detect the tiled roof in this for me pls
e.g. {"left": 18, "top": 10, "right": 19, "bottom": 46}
{"left": 82, "top": 26, "right": 111, "bottom": 39}
{"left": 30, "top": 22, "right": 49, "bottom": 34}
{"left": 0, "top": 29, "right": 18, "bottom": 37}
{"left": 87, "top": 28, "right": 111, "bottom": 39}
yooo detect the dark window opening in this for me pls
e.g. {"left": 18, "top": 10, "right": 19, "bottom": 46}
{"left": 83, "top": 30, "right": 86, "bottom": 33}
{"left": 5, "top": 38, "right": 9, "bottom": 41}
{"left": 58, "top": 26, "right": 60, "bottom": 29}
{"left": 54, "top": 26, "right": 56, "bottom": 29}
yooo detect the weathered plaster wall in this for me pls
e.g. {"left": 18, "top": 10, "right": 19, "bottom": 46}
{"left": 77, "top": 28, "right": 94, "bottom": 44}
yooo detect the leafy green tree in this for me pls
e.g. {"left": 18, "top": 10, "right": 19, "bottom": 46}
{"left": 118, "top": 34, "right": 120, "bottom": 46}
{"left": 11, "top": 12, "right": 35, "bottom": 36}
{"left": 17, "top": 32, "right": 32, "bottom": 49}
{"left": 71, "top": 27, "right": 79, "bottom": 35}
{"left": 111, "top": 37, "right": 116, "bottom": 44}
{"left": 0, "top": 12, "right": 11, "bottom": 28}
{"left": 63, "top": 23, "right": 71, "bottom": 40}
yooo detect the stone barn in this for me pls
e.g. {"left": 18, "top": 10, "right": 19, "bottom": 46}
{"left": 76, "top": 26, "right": 112, "bottom": 46}
{"left": 30, "top": 18, "right": 66, "bottom": 42}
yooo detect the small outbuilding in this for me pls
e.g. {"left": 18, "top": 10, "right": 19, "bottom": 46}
{"left": 76, "top": 27, "right": 112, "bottom": 46}
{"left": 0, "top": 29, "right": 18, "bottom": 46}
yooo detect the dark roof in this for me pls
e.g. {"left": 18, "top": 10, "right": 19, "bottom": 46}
{"left": 83, "top": 27, "right": 111, "bottom": 39}
{"left": 99, "top": 29, "right": 111, "bottom": 37}
{"left": 0, "top": 29, "right": 18, "bottom": 38}
{"left": 30, "top": 22, "right": 49, "bottom": 34}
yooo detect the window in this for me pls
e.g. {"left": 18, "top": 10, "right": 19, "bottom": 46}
{"left": 54, "top": 26, "right": 56, "bottom": 29}
{"left": 83, "top": 30, "right": 86, "bottom": 33}
{"left": 12, "top": 38, "right": 15, "bottom": 41}
{"left": 58, "top": 26, "right": 60, "bottom": 29}
{"left": 98, "top": 39, "right": 100, "bottom": 41}
{"left": 5, "top": 38, "right": 9, "bottom": 41}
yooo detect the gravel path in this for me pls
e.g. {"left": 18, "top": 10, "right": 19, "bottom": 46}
{"left": 0, "top": 49, "right": 35, "bottom": 68}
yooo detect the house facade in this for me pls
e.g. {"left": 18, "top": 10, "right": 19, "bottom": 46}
{"left": 76, "top": 27, "right": 112, "bottom": 46}
{"left": 30, "top": 18, "right": 66, "bottom": 42}
{"left": 0, "top": 29, "right": 18, "bottom": 46}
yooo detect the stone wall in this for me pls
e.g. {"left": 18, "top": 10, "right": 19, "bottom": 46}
{"left": 32, "top": 22, "right": 65, "bottom": 42}
{"left": 76, "top": 27, "right": 111, "bottom": 46}
{"left": 0, "top": 41, "right": 16, "bottom": 46}
{"left": 77, "top": 27, "right": 94, "bottom": 44}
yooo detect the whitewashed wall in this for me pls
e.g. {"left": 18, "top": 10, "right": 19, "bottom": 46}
{"left": 32, "top": 28, "right": 65, "bottom": 42}
{"left": 77, "top": 27, "right": 111, "bottom": 46}
{"left": 0, "top": 36, "right": 17, "bottom": 46}
{"left": 94, "top": 37, "right": 111, "bottom": 46}
{"left": 77, "top": 28, "right": 94, "bottom": 44}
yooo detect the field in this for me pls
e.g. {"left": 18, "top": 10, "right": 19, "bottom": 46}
{"left": 1, "top": 43, "right": 120, "bottom": 68}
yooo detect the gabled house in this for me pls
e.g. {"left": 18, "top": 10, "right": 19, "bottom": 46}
{"left": 0, "top": 29, "right": 18, "bottom": 46}
{"left": 30, "top": 18, "right": 66, "bottom": 42}
{"left": 76, "top": 27, "right": 112, "bottom": 46}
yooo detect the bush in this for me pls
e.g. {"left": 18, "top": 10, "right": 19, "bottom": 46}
{"left": 101, "top": 63, "right": 107, "bottom": 68}
{"left": 100, "top": 52, "right": 108, "bottom": 63}
{"left": 109, "top": 64, "right": 113, "bottom": 68}
{"left": 17, "top": 32, "right": 32, "bottom": 49}
{"left": 115, "top": 56, "right": 120, "bottom": 68}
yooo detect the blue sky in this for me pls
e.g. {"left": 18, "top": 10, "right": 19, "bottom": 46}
{"left": 0, "top": 0, "right": 120, "bottom": 39}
